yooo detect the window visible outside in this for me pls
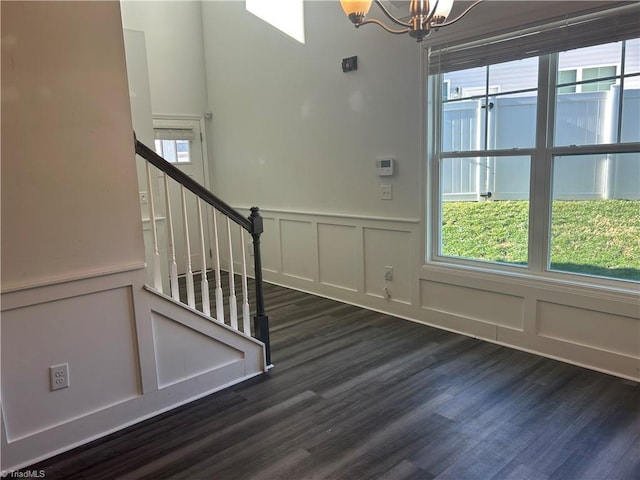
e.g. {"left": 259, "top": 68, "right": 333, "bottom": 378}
{"left": 551, "top": 153, "right": 640, "bottom": 281}
{"left": 154, "top": 139, "right": 191, "bottom": 163}
{"left": 439, "top": 57, "right": 537, "bottom": 266}
{"left": 440, "top": 155, "right": 530, "bottom": 265}
{"left": 550, "top": 41, "right": 640, "bottom": 281}
{"left": 431, "top": 39, "right": 640, "bottom": 282}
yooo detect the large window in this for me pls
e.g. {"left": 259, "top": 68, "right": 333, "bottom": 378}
{"left": 428, "top": 12, "right": 639, "bottom": 283}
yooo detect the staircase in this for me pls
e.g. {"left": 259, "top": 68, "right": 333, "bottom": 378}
{"left": 135, "top": 136, "right": 271, "bottom": 369}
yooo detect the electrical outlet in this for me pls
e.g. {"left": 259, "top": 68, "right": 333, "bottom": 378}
{"left": 50, "top": 363, "right": 69, "bottom": 391}
{"left": 385, "top": 266, "right": 393, "bottom": 281}
{"left": 139, "top": 191, "right": 148, "bottom": 204}
{"left": 380, "top": 185, "right": 393, "bottom": 200}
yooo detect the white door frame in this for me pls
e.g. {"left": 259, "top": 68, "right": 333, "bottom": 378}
{"left": 153, "top": 114, "right": 212, "bottom": 192}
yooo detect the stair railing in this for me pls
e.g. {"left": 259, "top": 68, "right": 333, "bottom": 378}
{"left": 134, "top": 135, "right": 271, "bottom": 366}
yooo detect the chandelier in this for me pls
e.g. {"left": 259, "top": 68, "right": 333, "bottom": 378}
{"left": 339, "top": 0, "right": 484, "bottom": 42}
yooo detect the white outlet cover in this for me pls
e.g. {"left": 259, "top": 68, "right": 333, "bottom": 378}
{"left": 49, "top": 363, "right": 69, "bottom": 391}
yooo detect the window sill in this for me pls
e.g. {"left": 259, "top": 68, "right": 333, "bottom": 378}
{"left": 421, "top": 260, "right": 639, "bottom": 302}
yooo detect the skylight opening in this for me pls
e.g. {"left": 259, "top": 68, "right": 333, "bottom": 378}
{"left": 246, "top": 0, "right": 305, "bottom": 44}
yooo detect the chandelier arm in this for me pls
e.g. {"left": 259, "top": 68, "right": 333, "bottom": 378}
{"left": 424, "top": 0, "right": 441, "bottom": 25}
{"left": 358, "top": 18, "right": 411, "bottom": 34}
{"left": 373, "top": 0, "right": 411, "bottom": 27}
{"left": 436, "top": 0, "right": 484, "bottom": 27}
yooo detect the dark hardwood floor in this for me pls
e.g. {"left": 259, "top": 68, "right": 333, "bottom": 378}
{"left": 27, "top": 281, "right": 640, "bottom": 479}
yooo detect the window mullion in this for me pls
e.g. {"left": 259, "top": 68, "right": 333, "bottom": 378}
{"left": 528, "top": 54, "right": 555, "bottom": 273}
{"left": 617, "top": 41, "right": 627, "bottom": 143}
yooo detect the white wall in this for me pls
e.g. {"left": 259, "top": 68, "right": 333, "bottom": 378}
{"left": 120, "top": 0, "right": 209, "bottom": 116}
{"left": 199, "top": 1, "right": 639, "bottom": 381}
{"left": 202, "top": 0, "right": 422, "bottom": 217}
{"left": 1, "top": 2, "right": 145, "bottom": 291}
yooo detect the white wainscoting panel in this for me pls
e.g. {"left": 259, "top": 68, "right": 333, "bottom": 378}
{"left": 280, "top": 219, "right": 316, "bottom": 282}
{"left": 151, "top": 312, "right": 245, "bottom": 388}
{"left": 363, "top": 227, "right": 412, "bottom": 304}
{"left": 261, "top": 217, "right": 279, "bottom": 273}
{"left": 318, "top": 223, "right": 358, "bottom": 292}
{"left": 1, "top": 286, "right": 140, "bottom": 442}
{"left": 421, "top": 280, "right": 525, "bottom": 332}
{"left": 536, "top": 300, "right": 640, "bottom": 357}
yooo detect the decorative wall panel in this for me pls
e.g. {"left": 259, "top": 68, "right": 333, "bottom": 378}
{"left": 151, "top": 312, "right": 244, "bottom": 388}
{"left": 537, "top": 300, "right": 640, "bottom": 357}
{"left": 421, "top": 281, "right": 524, "bottom": 331}
{"left": 280, "top": 219, "right": 315, "bottom": 281}
{"left": 363, "top": 228, "right": 412, "bottom": 304}
{"left": 318, "top": 223, "right": 358, "bottom": 291}
{"left": 2, "top": 287, "right": 140, "bottom": 442}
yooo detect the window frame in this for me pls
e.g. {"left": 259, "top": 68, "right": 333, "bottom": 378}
{"left": 426, "top": 39, "right": 640, "bottom": 286}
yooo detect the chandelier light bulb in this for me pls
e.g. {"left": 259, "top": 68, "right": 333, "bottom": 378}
{"left": 340, "top": 0, "right": 373, "bottom": 24}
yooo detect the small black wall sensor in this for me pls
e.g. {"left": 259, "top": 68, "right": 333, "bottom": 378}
{"left": 342, "top": 56, "right": 358, "bottom": 73}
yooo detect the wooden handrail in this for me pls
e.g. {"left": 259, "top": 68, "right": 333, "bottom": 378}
{"left": 135, "top": 138, "right": 253, "bottom": 232}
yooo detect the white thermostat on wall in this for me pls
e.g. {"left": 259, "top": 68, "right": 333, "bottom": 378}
{"left": 376, "top": 158, "right": 395, "bottom": 176}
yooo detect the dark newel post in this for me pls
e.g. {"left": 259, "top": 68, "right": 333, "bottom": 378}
{"left": 250, "top": 207, "right": 271, "bottom": 366}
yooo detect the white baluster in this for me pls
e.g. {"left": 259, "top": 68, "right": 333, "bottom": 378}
{"left": 163, "top": 175, "right": 179, "bottom": 301}
{"left": 197, "top": 199, "right": 210, "bottom": 316}
{"left": 227, "top": 218, "right": 238, "bottom": 330}
{"left": 212, "top": 210, "right": 225, "bottom": 323}
{"left": 181, "top": 186, "right": 195, "bottom": 308}
{"left": 240, "top": 228, "right": 251, "bottom": 336}
{"left": 145, "top": 162, "right": 162, "bottom": 292}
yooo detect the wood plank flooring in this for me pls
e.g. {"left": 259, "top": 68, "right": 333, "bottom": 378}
{"left": 26, "top": 281, "right": 640, "bottom": 479}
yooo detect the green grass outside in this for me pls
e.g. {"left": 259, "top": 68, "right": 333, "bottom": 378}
{"left": 441, "top": 199, "right": 640, "bottom": 281}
